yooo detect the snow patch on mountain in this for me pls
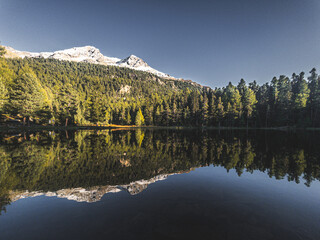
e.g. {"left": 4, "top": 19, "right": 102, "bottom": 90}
{"left": 4, "top": 46, "right": 173, "bottom": 78}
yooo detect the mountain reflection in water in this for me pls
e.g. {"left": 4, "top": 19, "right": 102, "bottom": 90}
{"left": 1, "top": 129, "right": 320, "bottom": 214}
{"left": 9, "top": 173, "right": 173, "bottom": 203}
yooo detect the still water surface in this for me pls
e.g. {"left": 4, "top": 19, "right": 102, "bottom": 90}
{"left": 0, "top": 129, "right": 319, "bottom": 240}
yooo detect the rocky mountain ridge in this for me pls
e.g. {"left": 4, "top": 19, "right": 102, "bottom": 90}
{"left": 4, "top": 46, "right": 173, "bottom": 79}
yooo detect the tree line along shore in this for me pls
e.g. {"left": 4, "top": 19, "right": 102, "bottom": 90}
{"left": 0, "top": 45, "right": 320, "bottom": 128}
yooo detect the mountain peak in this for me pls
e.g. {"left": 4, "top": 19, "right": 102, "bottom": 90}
{"left": 128, "top": 54, "right": 138, "bottom": 58}
{"left": 66, "top": 46, "right": 101, "bottom": 53}
{"left": 118, "top": 54, "right": 149, "bottom": 68}
{"left": 52, "top": 46, "right": 103, "bottom": 60}
{"left": 4, "top": 45, "right": 173, "bottom": 79}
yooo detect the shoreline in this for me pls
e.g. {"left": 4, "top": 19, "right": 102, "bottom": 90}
{"left": 0, "top": 125, "right": 319, "bottom": 133}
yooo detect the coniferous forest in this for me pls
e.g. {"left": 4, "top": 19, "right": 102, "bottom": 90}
{"left": 0, "top": 46, "right": 320, "bottom": 128}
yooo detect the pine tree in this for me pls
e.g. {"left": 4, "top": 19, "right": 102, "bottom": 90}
{"left": 0, "top": 80, "right": 8, "bottom": 113}
{"left": 308, "top": 68, "right": 320, "bottom": 126}
{"left": 74, "top": 103, "right": 86, "bottom": 125}
{"left": 171, "top": 100, "right": 177, "bottom": 125}
{"left": 9, "top": 70, "right": 49, "bottom": 125}
{"left": 0, "top": 57, "right": 15, "bottom": 115}
{"left": 237, "top": 78, "right": 246, "bottom": 96}
{"left": 223, "top": 82, "right": 242, "bottom": 124}
{"left": 190, "top": 91, "right": 200, "bottom": 124}
{"left": 154, "top": 105, "right": 161, "bottom": 125}
{"left": 209, "top": 93, "right": 216, "bottom": 125}
{"left": 135, "top": 108, "right": 145, "bottom": 126}
{"left": 105, "top": 108, "right": 111, "bottom": 124}
{"left": 249, "top": 80, "right": 259, "bottom": 93}
{"left": 201, "top": 93, "right": 209, "bottom": 125}
{"left": 277, "top": 75, "right": 292, "bottom": 125}
{"left": 183, "top": 106, "right": 191, "bottom": 125}
{"left": 162, "top": 102, "right": 171, "bottom": 126}
{"left": 243, "top": 88, "right": 257, "bottom": 128}
{"left": 125, "top": 109, "right": 132, "bottom": 125}
{"left": 290, "top": 72, "right": 309, "bottom": 125}
{"left": 144, "top": 105, "right": 153, "bottom": 125}
{"left": 56, "top": 84, "right": 79, "bottom": 126}
{"left": 256, "top": 83, "right": 270, "bottom": 127}
{"left": 216, "top": 97, "right": 225, "bottom": 127}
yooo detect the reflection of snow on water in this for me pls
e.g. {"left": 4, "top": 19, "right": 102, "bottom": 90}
{"left": 9, "top": 173, "right": 176, "bottom": 203}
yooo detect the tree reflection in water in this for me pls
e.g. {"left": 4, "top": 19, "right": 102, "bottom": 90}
{"left": 0, "top": 129, "right": 320, "bottom": 214}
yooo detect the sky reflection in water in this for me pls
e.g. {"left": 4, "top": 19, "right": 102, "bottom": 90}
{"left": 0, "top": 129, "right": 319, "bottom": 240}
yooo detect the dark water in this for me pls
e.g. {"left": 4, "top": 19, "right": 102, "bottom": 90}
{"left": 0, "top": 129, "right": 319, "bottom": 240}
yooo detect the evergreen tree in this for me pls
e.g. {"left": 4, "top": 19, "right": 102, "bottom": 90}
{"left": 243, "top": 88, "right": 257, "bottom": 127}
{"left": 56, "top": 84, "right": 79, "bottom": 126}
{"left": 209, "top": 93, "right": 216, "bottom": 125}
{"left": 144, "top": 105, "right": 153, "bottom": 125}
{"left": 9, "top": 70, "right": 49, "bottom": 125}
{"left": 0, "top": 80, "right": 8, "bottom": 113}
{"left": 216, "top": 97, "right": 225, "bottom": 127}
{"left": 135, "top": 108, "right": 145, "bottom": 126}
{"left": 249, "top": 80, "right": 259, "bottom": 94}
{"left": 291, "top": 72, "right": 310, "bottom": 125}
{"left": 162, "top": 102, "right": 171, "bottom": 126}
{"left": 0, "top": 57, "right": 15, "bottom": 115}
{"left": 183, "top": 106, "right": 191, "bottom": 125}
{"left": 308, "top": 68, "right": 320, "bottom": 126}
{"left": 223, "top": 82, "right": 242, "bottom": 125}
{"left": 256, "top": 83, "right": 270, "bottom": 127}
{"left": 277, "top": 75, "right": 292, "bottom": 125}
{"left": 125, "top": 109, "right": 132, "bottom": 125}
{"left": 237, "top": 78, "right": 246, "bottom": 96}
{"left": 201, "top": 93, "right": 209, "bottom": 125}
{"left": 105, "top": 108, "right": 111, "bottom": 124}
{"left": 74, "top": 103, "right": 87, "bottom": 125}
{"left": 171, "top": 100, "right": 178, "bottom": 125}
{"left": 154, "top": 105, "right": 161, "bottom": 125}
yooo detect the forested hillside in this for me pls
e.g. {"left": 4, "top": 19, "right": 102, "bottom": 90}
{"left": 0, "top": 46, "right": 319, "bottom": 127}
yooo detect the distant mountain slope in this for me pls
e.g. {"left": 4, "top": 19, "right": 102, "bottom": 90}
{"left": 4, "top": 46, "right": 173, "bottom": 78}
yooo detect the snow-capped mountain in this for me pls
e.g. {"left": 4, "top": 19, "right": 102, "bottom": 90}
{"left": 4, "top": 46, "right": 173, "bottom": 78}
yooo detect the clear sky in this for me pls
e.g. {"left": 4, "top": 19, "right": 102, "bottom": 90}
{"left": 0, "top": 0, "right": 320, "bottom": 87}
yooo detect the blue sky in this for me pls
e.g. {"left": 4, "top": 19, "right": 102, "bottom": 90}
{"left": 1, "top": 0, "right": 320, "bottom": 87}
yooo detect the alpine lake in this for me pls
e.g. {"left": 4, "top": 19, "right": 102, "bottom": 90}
{"left": 0, "top": 129, "right": 319, "bottom": 240}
